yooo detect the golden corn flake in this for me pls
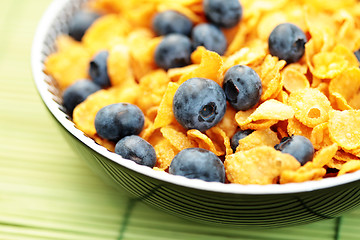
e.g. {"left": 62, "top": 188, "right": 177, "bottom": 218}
{"left": 44, "top": 36, "right": 91, "bottom": 90}
{"left": 160, "top": 126, "right": 197, "bottom": 152}
{"left": 312, "top": 143, "right": 338, "bottom": 168}
{"left": 215, "top": 105, "right": 238, "bottom": 138}
{"left": 235, "top": 128, "right": 280, "bottom": 152}
{"left": 328, "top": 110, "right": 360, "bottom": 150}
{"left": 154, "top": 139, "right": 178, "bottom": 171}
{"left": 334, "top": 150, "right": 360, "bottom": 162}
{"left": 280, "top": 166, "right": 326, "bottom": 184}
{"left": 310, "top": 122, "right": 333, "bottom": 150}
{"left": 206, "top": 127, "right": 233, "bottom": 156}
{"left": 153, "top": 82, "right": 179, "bottom": 129}
{"left": 288, "top": 88, "right": 332, "bottom": 128}
{"left": 282, "top": 67, "right": 309, "bottom": 93}
{"left": 187, "top": 129, "right": 224, "bottom": 156}
{"left": 235, "top": 99, "right": 294, "bottom": 130}
{"left": 329, "top": 67, "right": 360, "bottom": 110}
{"left": 225, "top": 146, "right": 300, "bottom": 185}
{"left": 338, "top": 160, "right": 360, "bottom": 176}
{"left": 82, "top": 14, "right": 131, "bottom": 54}
{"left": 287, "top": 117, "right": 312, "bottom": 140}
{"left": 178, "top": 47, "right": 224, "bottom": 85}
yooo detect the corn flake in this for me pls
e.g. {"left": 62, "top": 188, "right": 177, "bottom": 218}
{"left": 225, "top": 146, "right": 300, "bottom": 185}
{"left": 235, "top": 128, "right": 280, "bottom": 152}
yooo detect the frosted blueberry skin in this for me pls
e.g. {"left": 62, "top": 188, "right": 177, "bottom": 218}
{"left": 203, "top": 0, "right": 243, "bottom": 28}
{"left": 268, "top": 23, "right": 307, "bottom": 64}
{"left": 169, "top": 148, "right": 226, "bottom": 183}
{"left": 230, "top": 129, "right": 254, "bottom": 152}
{"left": 223, "top": 65, "right": 262, "bottom": 111}
{"left": 62, "top": 79, "right": 101, "bottom": 116}
{"left": 191, "top": 23, "right": 227, "bottom": 55}
{"left": 154, "top": 34, "right": 192, "bottom": 70}
{"left": 115, "top": 135, "right": 157, "bottom": 168}
{"left": 94, "top": 103, "right": 144, "bottom": 142}
{"left": 275, "top": 135, "right": 315, "bottom": 166}
{"left": 68, "top": 10, "right": 100, "bottom": 41}
{"left": 173, "top": 78, "right": 227, "bottom": 132}
{"left": 89, "top": 50, "right": 111, "bottom": 88}
{"left": 152, "top": 10, "right": 193, "bottom": 36}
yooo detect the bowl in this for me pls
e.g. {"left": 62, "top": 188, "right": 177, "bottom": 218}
{"left": 31, "top": 0, "right": 360, "bottom": 228}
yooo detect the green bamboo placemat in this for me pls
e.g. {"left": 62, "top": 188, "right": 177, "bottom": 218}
{"left": 0, "top": 0, "right": 359, "bottom": 239}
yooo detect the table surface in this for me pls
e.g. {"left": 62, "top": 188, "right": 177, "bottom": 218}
{"left": 0, "top": 0, "right": 359, "bottom": 239}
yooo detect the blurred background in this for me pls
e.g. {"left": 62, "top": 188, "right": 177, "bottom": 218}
{"left": 0, "top": 0, "right": 359, "bottom": 239}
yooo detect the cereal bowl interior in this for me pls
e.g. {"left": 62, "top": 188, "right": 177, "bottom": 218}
{"left": 32, "top": 0, "right": 360, "bottom": 228}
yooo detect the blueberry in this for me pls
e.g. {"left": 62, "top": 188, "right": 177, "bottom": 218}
{"left": 268, "top": 23, "right": 307, "bottom": 64}
{"left": 62, "top": 79, "right": 101, "bottom": 116}
{"left": 152, "top": 10, "right": 193, "bottom": 36}
{"left": 222, "top": 65, "right": 262, "bottom": 111}
{"left": 95, "top": 103, "right": 144, "bottom": 142}
{"left": 203, "top": 0, "right": 243, "bottom": 28}
{"left": 230, "top": 129, "right": 254, "bottom": 152}
{"left": 173, "top": 78, "right": 227, "bottom": 132}
{"left": 89, "top": 50, "right": 111, "bottom": 88}
{"left": 274, "top": 135, "right": 314, "bottom": 165}
{"left": 169, "top": 148, "right": 225, "bottom": 183}
{"left": 68, "top": 10, "right": 100, "bottom": 41}
{"left": 191, "top": 23, "right": 227, "bottom": 55}
{"left": 354, "top": 49, "right": 360, "bottom": 63}
{"left": 154, "top": 34, "right": 192, "bottom": 70}
{"left": 115, "top": 135, "right": 157, "bottom": 168}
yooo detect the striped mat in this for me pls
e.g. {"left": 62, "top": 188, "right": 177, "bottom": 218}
{"left": 0, "top": 0, "right": 359, "bottom": 239}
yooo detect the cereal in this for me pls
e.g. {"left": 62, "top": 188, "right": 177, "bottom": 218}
{"left": 225, "top": 146, "right": 300, "bottom": 185}
{"left": 46, "top": 0, "right": 360, "bottom": 185}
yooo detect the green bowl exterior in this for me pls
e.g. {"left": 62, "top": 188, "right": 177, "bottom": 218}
{"left": 49, "top": 110, "right": 360, "bottom": 228}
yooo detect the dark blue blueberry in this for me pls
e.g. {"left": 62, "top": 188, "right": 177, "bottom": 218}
{"left": 154, "top": 34, "right": 192, "bottom": 70}
{"left": 230, "top": 129, "right": 254, "bottom": 152}
{"left": 169, "top": 148, "right": 225, "bottom": 183}
{"left": 62, "top": 79, "right": 101, "bottom": 116}
{"left": 203, "top": 0, "right": 243, "bottom": 28}
{"left": 268, "top": 23, "right": 307, "bottom": 64}
{"left": 68, "top": 10, "right": 100, "bottom": 41}
{"left": 173, "top": 78, "right": 227, "bottom": 132}
{"left": 191, "top": 23, "right": 227, "bottom": 55}
{"left": 89, "top": 50, "right": 111, "bottom": 88}
{"left": 274, "top": 135, "right": 314, "bottom": 165}
{"left": 223, "top": 65, "right": 262, "bottom": 111}
{"left": 115, "top": 135, "right": 157, "bottom": 168}
{"left": 152, "top": 10, "right": 193, "bottom": 36}
{"left": 95, "top": 103, "right": 144, "bottom": 142}
{"left": 354, "top": 49, "right": 360, "bottom": 63}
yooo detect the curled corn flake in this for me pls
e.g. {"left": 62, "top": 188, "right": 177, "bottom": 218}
{"left": 153, "top": 82, "right": 179, "bottom": 129}
{"left": 107, "top": 44, "right": 136, "bottom": 87}
{"left": 225, "top": 146, "right": 300, "bottom": 185}
{"left": 178, "top": 47, "right": 224, "bottom": 85}
{"left": 334, "top": 150, "right": 360, "bottom": 162}
{"left": 187, "top": 129, "right": 224, "bottom": 156}
{"left": 82, "top": 14, "right": 131, "bottom": 54}
{"left": 154, "top": 139, "right": 178, "bottom": 171}
{"left": 215, "top": 105, "right": 238, "bottom": 138}
{"left": 287, "top": 117, "right": 312, "bottom": 140}
{"left": 160, "top": 126, "right": 197, "bottom": 151}
{"left": 329, "top": 67, "right": 360, "bottom": 110}
{"left": 235, "top": 128, "right": 280, "bottom": 152}
{"left": 167, "top": 64, "right": 199, "bottom": 82}
{"left": 44, "top": 36, "right": 91, "bottom": 90}
{"left": 206, "top": 127, "right": 233, "bottom": 156}
{"left": 338, "top": 160, "right": 360, "bottom": 176}
{"left": 280, "top": 166, "right": 326, "bottom": 184}
{"left": 310, "top": 122, "right": 333, "bottom": 150}
{"left": 282, "top": 68, "right": 309, "bottom": 93}
{"left": 235, "top": 99, "right": 294, "bottom": 129}
{"left": 312, "top": 143, "right": 338, "bottom": 168}
{"left": 328, "top": 110, "right": 360, "bottom": 150}
{"left": 312, "top": 51, "right": 348, "bottom": 79}
{"left": 93, "top": 135, "right": 116, "bottom": 152}
{"left": 288, "top": 88, "right": 332, "bottom": 128}
{"left": 327, "top": 159, "right": 347, "bottom": 170}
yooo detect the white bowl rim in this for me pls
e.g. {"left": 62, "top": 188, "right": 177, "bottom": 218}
{"left": 31, "top": 0, "right": 360, "bottom": 196}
